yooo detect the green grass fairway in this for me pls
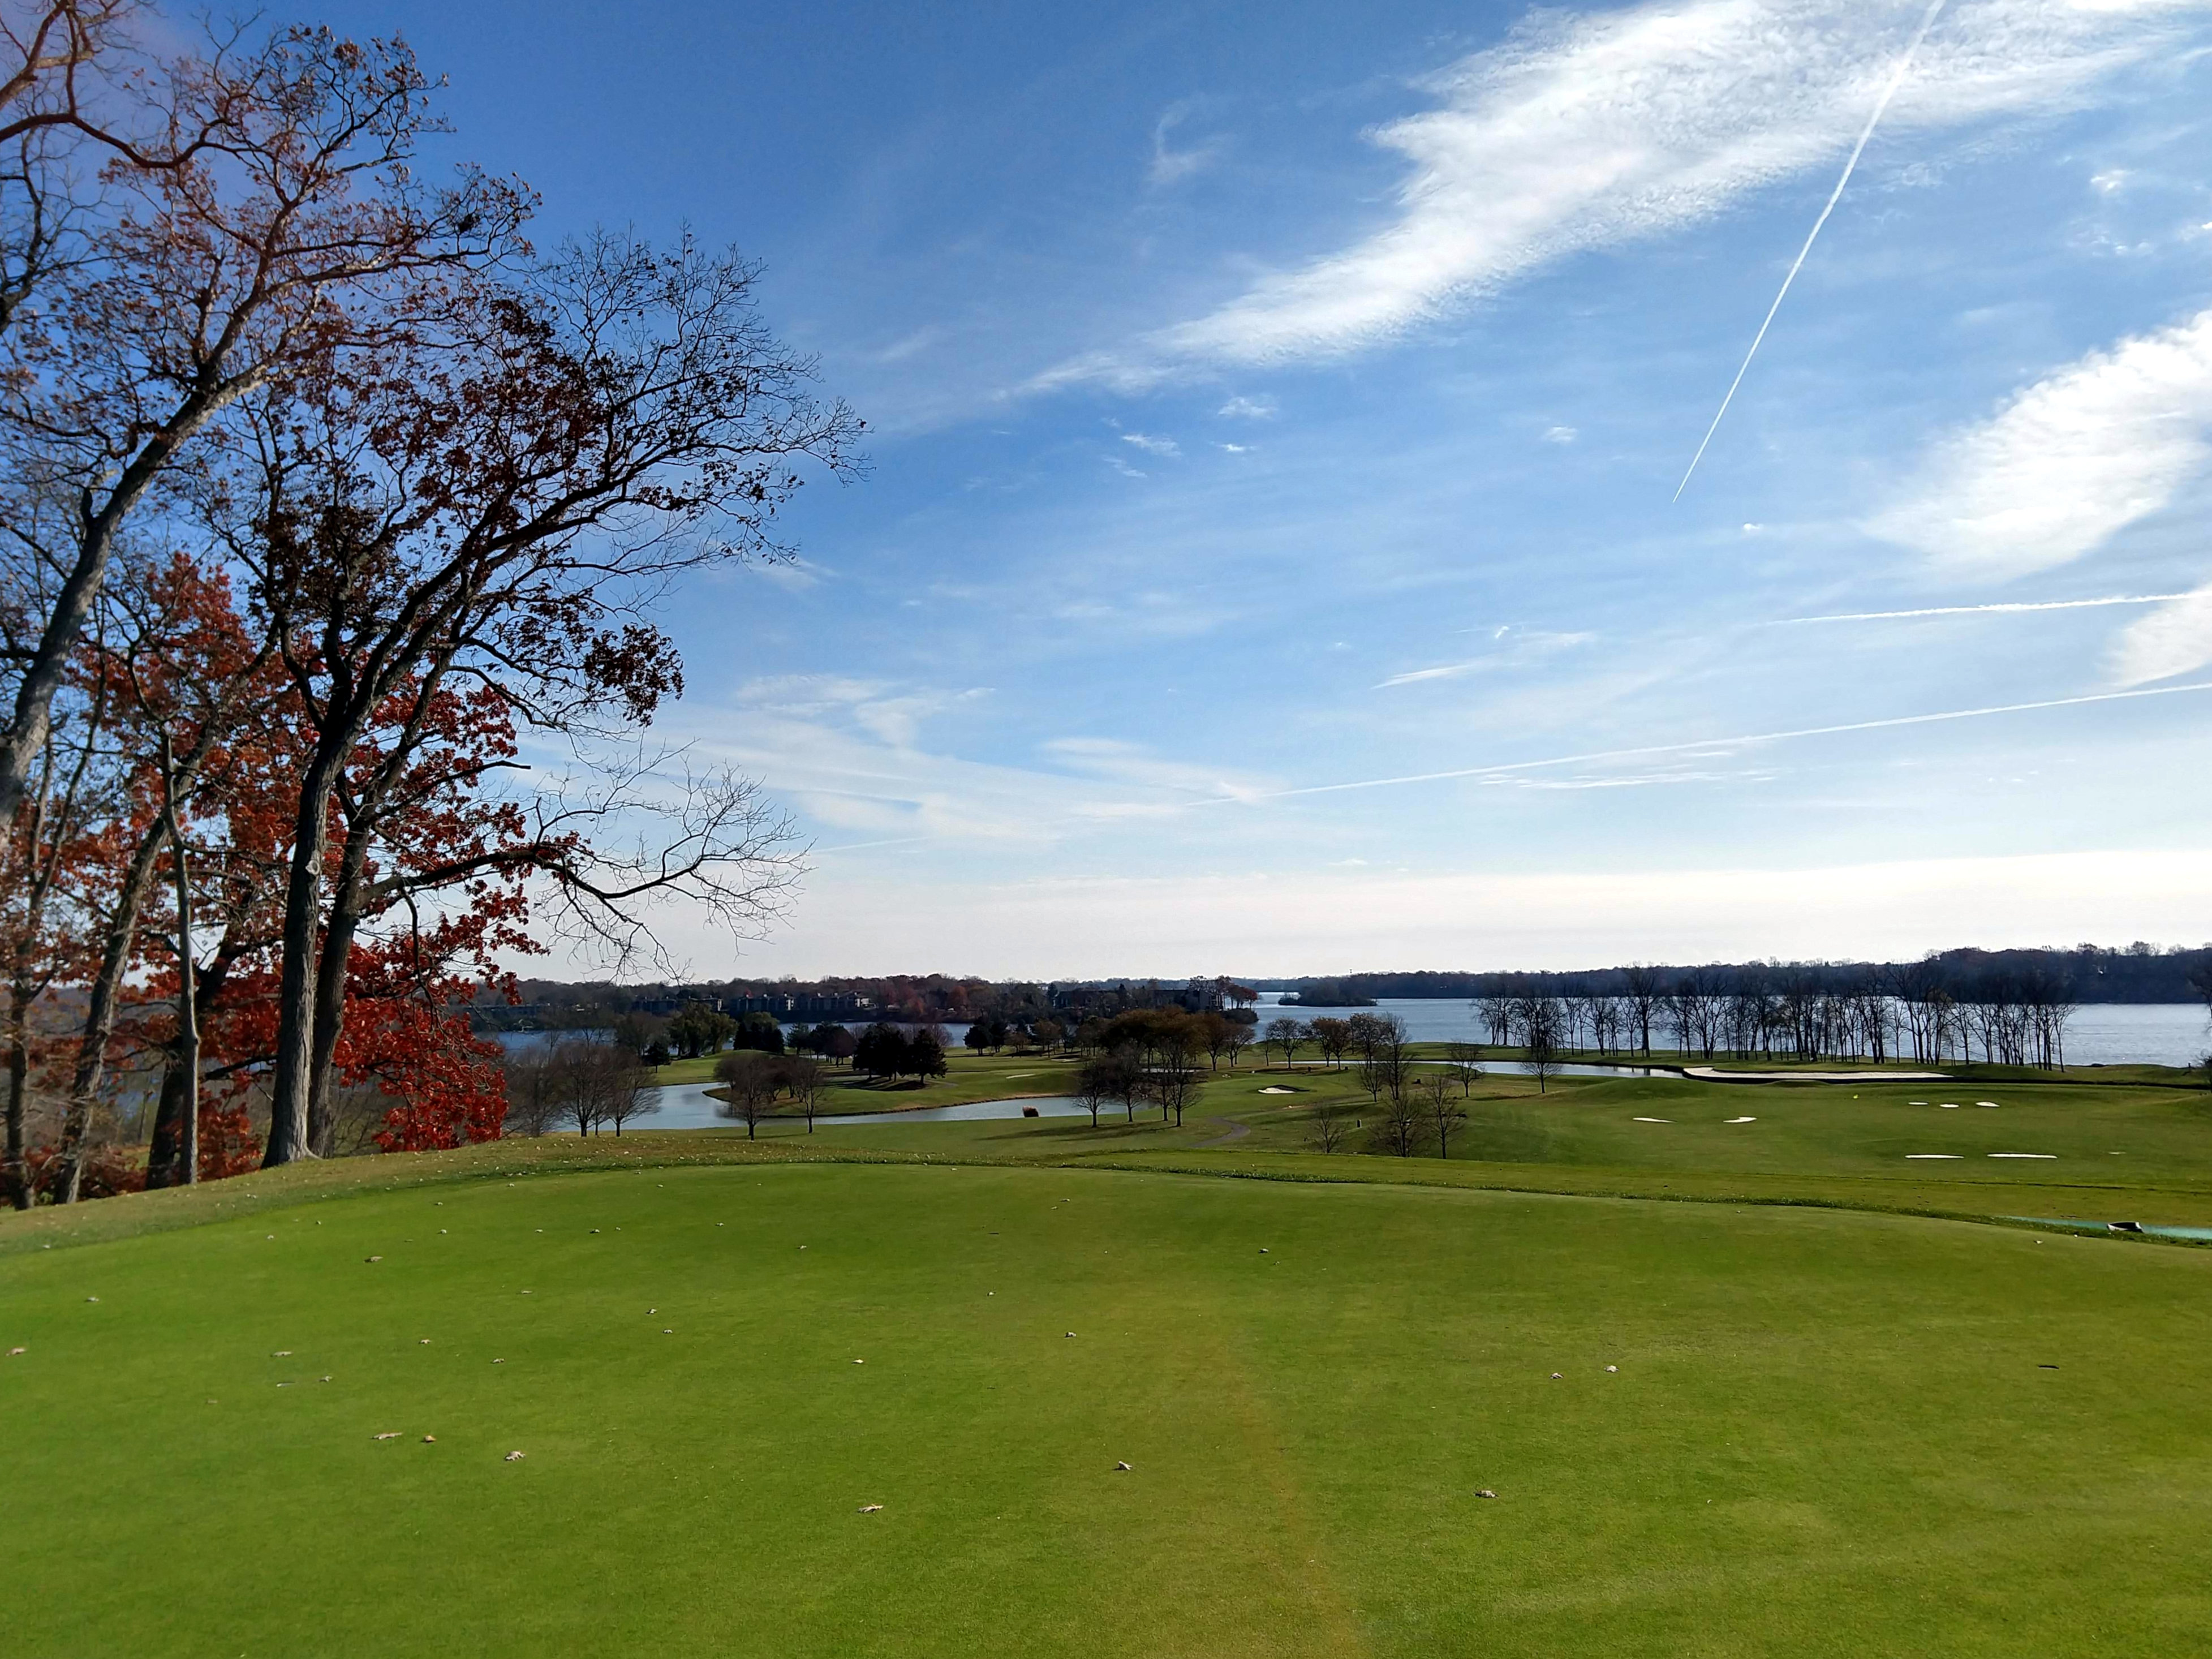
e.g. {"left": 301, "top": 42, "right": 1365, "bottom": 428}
{"left": 5, "top": 1157, "right": 2210, "bottom": 1656}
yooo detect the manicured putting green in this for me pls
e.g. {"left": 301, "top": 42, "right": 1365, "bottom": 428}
{"left": 4, "top": 1161, "right": 2209, "bottom": 1656}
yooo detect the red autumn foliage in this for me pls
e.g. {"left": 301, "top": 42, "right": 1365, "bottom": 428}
{"left": 195, "top": 1097, "right": 261, "bottom": 1181}
{"left": 360, "top": 1002, "right": 507, "bottom": 1151}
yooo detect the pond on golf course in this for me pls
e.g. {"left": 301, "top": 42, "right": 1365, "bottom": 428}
{"left": 609, "top": 1062, "right": 1666, "bottom": 1133}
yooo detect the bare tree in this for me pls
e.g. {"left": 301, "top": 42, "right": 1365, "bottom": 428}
{"left": 1621, "top": 965, "right": 1662, "bottom": 1058}
{"left": 782, "top": 1055, "right": 825, "bottom": 1133}
{"left": 552, "top": 1038, "right": 603, "bottom": 1136}
{"left": 1306, "top": 1015, "right": 1350, "bottom": 1071}
{"left": 1524, "top": 998, "right": 1561, "bottom": 1095}
{"left": 1421, "top": 1074, "right": 1465, "bottom": 1159}
{"left": 1151, "top": 1050, "right": 1200, "bottom": 1128}
{"left": 1074, "top": 1055, "right": 1114, "bottom": 1128}
{"left": 1358, "top": 1013, "right": 1410, "bottom": 1104}
{"left": 1105, "top": 1043, "right": 1142, "bottom": 1124}
{"left": 1445, "top": 1040, "right": 1482, "bottom": 1097}
{"left": 1311, "top": 1104, "right": 1350, "bottom": 1154}
{"left": 1263, "top": 1016, "right": 1305, "bottom": 1071}
{"left": 600, "top": 1046, "right": 656, "bottom": 1136}
{"left": 501, "top": 1044, "right": 562, "bottom": 1136}
{"left": 714, "top": 1049, "right": 779, "bottom": 1140}
{"left": 1370, "top": 1089, "right": 1421, "bottom": 1157}
{"left": 1196, "top": 1011, "right": 1238, "bottom": 1071}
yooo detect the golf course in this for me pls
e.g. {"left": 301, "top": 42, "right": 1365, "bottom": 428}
{"left": 5, "top": 1056, "right": 2209, "bottom": 1656}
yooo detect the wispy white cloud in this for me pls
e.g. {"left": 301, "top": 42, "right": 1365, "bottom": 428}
{"left": 1046, "top": 0, "right": 2204, "bottom": 381}
{"left": 1217, "top": 394, "right": 1278, "bottom": 419}
{"left": 1149, "top": 105, "right": 1225, "bottom": 187}
{"left": 732, "top": 674, "right": 985, "bottom": 750}
{"left": 1121, "top": 431, "right": 1182, "bottom": 457}
{"left": 1867, "top": 305, "right": 2212, "bottom": 578}
{"left": 872, "top": 325, "right": 946, "bottom": 364}
{"left": 742, "top": 556, "right": 830, "bottom": 592}
{"left": 1042, "top": 737, "right": 1277, "bottom": 806}
{"left": 1543, "top": 424, "right": 1578, "bottom": 444}
{"left": 1774, "top": 592, "right": 2186, "bottom": 623}
{"left": 2110, "top": 581, "right": 2212, "bottom": 684}
{"left": 1377, "top": 628, "right": 1596, "bottom": 687}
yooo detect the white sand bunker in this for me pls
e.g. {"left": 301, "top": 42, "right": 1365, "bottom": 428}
{"left": 1909, "top": 1101, "right": 1929, "bottom": 1106}
{"left": 1724, "top": 1116, "right": 1756, "bottom": 1124}
{"left": 1632, "top": 1116, "right": 1671, "bottom": 1124}
{"left": 1907, "top": 1154, "right": 1962, "bottom": 1159}
{"left": 1976, "top": 1101, "right": 2000, "bottom": 1108}
{"left": 1258, "top": 1086, "right": 1298, "bottom": 1095}
{"left": 1989, "top": 1152, "right": 2055, "bottom": 1159}
{"left": 1939, "top": 1103, "right": 1960, "bottom": 1109}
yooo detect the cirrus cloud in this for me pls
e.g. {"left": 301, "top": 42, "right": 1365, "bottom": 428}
{"left": 1040, "top": 0, "right": 2206, "bottom": 385}
{"left": 2110, "top": 580, "right": 2212, "bottom": 685}
{"left": 1866, "top": 306, "right": 2212, "bottom": 579}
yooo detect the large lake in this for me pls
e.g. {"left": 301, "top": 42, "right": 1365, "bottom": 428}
{"left": 1249, "top": 994, "right": 2209, "bottom": 1068}
{"left": 496, "top": 997, "right": 2206, "bottom": 1068}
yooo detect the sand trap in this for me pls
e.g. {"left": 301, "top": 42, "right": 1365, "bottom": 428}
{"left": 1259, "top": 1086, "right": 1298, "bottom": 1095}
{"left": 1632, "top": 1116, "right": 1671, "bottom": 1124}
{"left": 1909, "top": 1101, "right": 1929, "bottom": 1106}
{"left": 1976, "top": 1101, "right": 2000, "bottom": 1108}
{"left": 1939, "top": 1103, "right": 1960, "bottom": 1109}
{"left": 1907, "top": 1153, "right": 1962, "bottom": 1159}
{"left": 1990, "top": 1152, "right": 2055, "bottom": 1159}
{"left": 1725, "top": 1116, "right": 1756, "bottom": 1124}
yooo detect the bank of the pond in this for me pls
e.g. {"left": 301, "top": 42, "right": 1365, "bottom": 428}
{"left": 578, "top": 1085, "right": 1103, "bottom": 1132}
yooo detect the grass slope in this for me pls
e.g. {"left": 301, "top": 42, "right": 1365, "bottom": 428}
{"left": 3, "top": 1159, "right": 2209, "bottom": 1656}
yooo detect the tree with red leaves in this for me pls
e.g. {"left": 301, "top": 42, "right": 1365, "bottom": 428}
{"left": 217, "top": 230, "right": 855, "bottom": 1167}
{"left": 1, "top": 9, "right": 855, "bottom": 1200}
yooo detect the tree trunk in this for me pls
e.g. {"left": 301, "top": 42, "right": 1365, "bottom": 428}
{"left": 166, "top": 788, "right": 200, "bottom": 1187}
{"left": 144, "top": 1065, "right": 189, "bottom": 1190}
{"left": 305, "top": 821, "right": 375, "bottom": 1157}
{"left": 5, "top": 978, "right": 32, "bottom": 1210}
{"left": 146, "top": 947, "right": 238, "bottom": 1189}
{"left": 50, "top": 819, "right": 169, "bottom": 1204}
{"left": 263, "top": 746, "right": 345, "bottom": 1167}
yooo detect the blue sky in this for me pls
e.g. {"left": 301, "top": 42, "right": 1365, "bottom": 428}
{"left": 322, "top": 0, "right": 2212, "bottom": 978}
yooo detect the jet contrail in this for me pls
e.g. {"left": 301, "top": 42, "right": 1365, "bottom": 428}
{"left": 1773, "top": 593, "right": 2185, "bottom": 625}
{"left": 820, "top": 678, "right": 2212, "bottom": 851}
{"left": 1204, "top": 678, "right": 2212, "bottom": 805}
{"left": 1675, "top": 0, "right": 1949, "bottom": 502}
